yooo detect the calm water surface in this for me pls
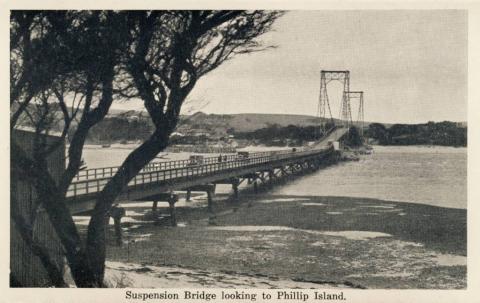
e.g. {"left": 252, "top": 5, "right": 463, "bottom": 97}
{"left": 81, "top": 144, "right": 225, "bottom": 168}
{"left": 82, "top": 145, "right": 467, "bottom": 209}
{"left": 272, "top": 145, "right": 467, "bottom": 209}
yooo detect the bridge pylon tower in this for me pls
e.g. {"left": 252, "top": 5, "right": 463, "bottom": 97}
{"left": 347, "top": 91, "right": 365, "bottom": 137}
{"left": 317, "top": 70, "right": 352, "bottom": 133}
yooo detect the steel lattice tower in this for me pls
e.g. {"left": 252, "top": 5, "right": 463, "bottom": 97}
{"left": 347, "top": 91, "right": 365, "bottom": 137}
{"left": 317, "top": 70, "right": 352, "bottom": 131}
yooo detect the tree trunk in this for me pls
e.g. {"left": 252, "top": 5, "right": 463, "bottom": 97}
{"left": 85, "top": 130, "right": 169, "bottom": 285}
{"left": 34, "top": 180, "right": 99, "bottom": 287}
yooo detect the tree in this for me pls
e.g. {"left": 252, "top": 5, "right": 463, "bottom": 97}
{"left": 367, "top": 122, "right": 390, "bottom": 145}
{"left": 343, "top": 126, "right": 363, "bottom": 147}
{"left": 11, "top": 11, "right": 130, "bottom": 287}
{"left": 11, "top": 10, "right": 283, "bottom": 287}
{"left": 85, "top": 10, "right": 283, "bottom": 286}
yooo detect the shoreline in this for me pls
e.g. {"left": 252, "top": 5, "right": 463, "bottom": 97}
{"left": 83, "top": 192, "right": 467, "bottom": 289}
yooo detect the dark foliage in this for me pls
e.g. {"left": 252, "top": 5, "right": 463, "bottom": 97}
{"left": 366, "top": 121, "right": 467, "bottom": 147}
{"left": 88, "top": 117, "right": 153, "bottom": 143}
{"left": 342, "top": 126, "right": 363, "bottom": 147}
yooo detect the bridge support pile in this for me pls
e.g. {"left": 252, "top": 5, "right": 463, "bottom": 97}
{"left": 141, "top": 193, "right": 179, "bottom": 227}
{"left": 183, "top": 184, "right": 217, "bottom": 224}
{"left": 109, "top": 206, "right": 126, "bottom": 246}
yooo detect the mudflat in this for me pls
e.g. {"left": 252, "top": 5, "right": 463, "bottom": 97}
{"left": 90, "top": 192, "right": 467, "bottom": 289}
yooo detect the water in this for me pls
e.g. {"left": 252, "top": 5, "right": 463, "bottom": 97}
{"left": 81, "top": 144, "right": 467, "bottom": 209}
{"left": 81, "top": 144, "right": 226, "bottom": 168}
{"left": 208, "top": 226, "right": 393, "bottom": 240}
{"left": 271, "top": 145, "right": 467, "bottom": 209}
{"left": 81, "top": 144, "right": 140, "bottom": 168}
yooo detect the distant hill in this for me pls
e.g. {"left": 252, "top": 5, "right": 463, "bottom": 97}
{"left": 83, "top": 111, "right": 346, "bottom": 143}
{"left": 226, "top": 113, "right": 323, "bottom": 132}
{"left": 92, "top": 110, "right": 467, "bottom": 145}
{"left": 13, "top": 105, "right": 467, "bottom": 145}
{"left": 179, "top": 112, "right": 340, "bottom": 133}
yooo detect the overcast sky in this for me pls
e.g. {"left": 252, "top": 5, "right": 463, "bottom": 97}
{"left": 116, "top": 10, "right": 467, "bottom": 124}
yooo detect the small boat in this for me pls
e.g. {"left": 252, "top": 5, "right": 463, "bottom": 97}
{"left": 102, "top": 144, "right": 111, "bottom": 148}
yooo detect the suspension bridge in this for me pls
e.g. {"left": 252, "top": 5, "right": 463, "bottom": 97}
{"left": 66, "top": 69, "right": 365, "bottom": 239}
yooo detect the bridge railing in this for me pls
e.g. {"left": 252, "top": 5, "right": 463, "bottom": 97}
{"left": 74, "top": 153, "right": 240, "bottom": 181}
{"left": 72, "top": 128, "right": 341, "bottom": 182}
{"left": 66, "top": 147, "right": 330, "bottom": 198}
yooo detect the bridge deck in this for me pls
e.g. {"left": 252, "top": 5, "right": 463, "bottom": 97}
{"left": 67, "top": 127, "right": 347, "bottom": 214}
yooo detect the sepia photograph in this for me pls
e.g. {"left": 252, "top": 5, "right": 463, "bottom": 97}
{"left": 5, "top": 3, "right": 477, "bottom": 302}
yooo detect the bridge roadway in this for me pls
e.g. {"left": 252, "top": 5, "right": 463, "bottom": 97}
{"left": 67, "top": 127, "right": 348, "bottom": 214}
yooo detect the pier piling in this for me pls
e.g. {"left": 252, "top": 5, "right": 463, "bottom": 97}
{"left": 110, "top": 206, "right": 125, "bottom": 246}
{"left": 168, "top": 196, "right": 177, "bottom": 227}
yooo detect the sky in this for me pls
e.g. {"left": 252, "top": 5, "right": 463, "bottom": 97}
{"left": 114, "top": 10, "right": 468, "bottom": 124}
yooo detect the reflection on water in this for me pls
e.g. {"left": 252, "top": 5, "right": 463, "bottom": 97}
{"left": 271, "top": 145, "right": 467, "bottom": 209}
